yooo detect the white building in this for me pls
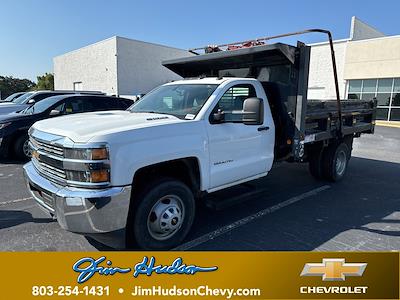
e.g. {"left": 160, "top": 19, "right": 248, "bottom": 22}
{"left": 308, "top": 16, "right": 400, "bottom": 121}
{"left": 54, "top": 36, "right": 192, "bottom": 96}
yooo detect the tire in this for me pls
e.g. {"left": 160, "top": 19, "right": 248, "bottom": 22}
{"left": 14, "top": 134, "right": 30, "bottom": 160}
{"left": 127, "top": 177, "right": 195, "bottom": 250}
{"left": 308, "top": 146, "right": 324, "bottom": 180}
{"left": 321, "top": 142, "right": 350, "bottom": 182}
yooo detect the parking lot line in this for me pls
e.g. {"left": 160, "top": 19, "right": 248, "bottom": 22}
{"left": 174, "top": 185, "right": 331, "bottom": 251}
{"left": 0, "top": 197, "right": 33, "bottom": 206}
{"left": 0, "top": 164, "right": 18, "bottom": 169}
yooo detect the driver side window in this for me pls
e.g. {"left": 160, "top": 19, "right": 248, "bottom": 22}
{"left": 217, "top": 84, "right": 256, "bottom": 112}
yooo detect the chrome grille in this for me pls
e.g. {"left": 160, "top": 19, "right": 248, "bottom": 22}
{"left": 30, "top": 137, "right": 64, "bottom": 157}
{"left": 32, "top": 158, "right": 66, "bottom": 183}
{"left": 33, "top": 158, "right": 66, "bottom": 179}
{"left": 30, "top": 136, "right": 66, "bottom": 184}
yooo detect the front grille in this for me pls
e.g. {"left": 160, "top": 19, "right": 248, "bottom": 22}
{"left": 30, "top": 136, "right": 66, "bottom": 184}
{"left": 32, "top": 158, "right": 66, "bottom": 180}
{"left": 30, "top": 137, "right": 64, "bottom": 157}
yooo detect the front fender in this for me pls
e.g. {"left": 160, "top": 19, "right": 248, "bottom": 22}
{"left": 105, "top": 122, "right": 209, "bottom": 190}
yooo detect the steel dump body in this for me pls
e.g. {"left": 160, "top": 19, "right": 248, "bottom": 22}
{"left": 163, "top": 42, "right": 376, "bottom": 160}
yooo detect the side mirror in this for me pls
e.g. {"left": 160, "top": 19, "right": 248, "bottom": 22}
{"left": 49, "top": 109, "right": 61, "bottom": 116}
{"left": 133, "top": 94, "right": 145, "bottom": 102}
{"left": 243, "top": 97, "right": 263, "bottom": 125}
{"left": 27, "top": 99, "right": 35, "bottom": 104}
{"left": 212, "top": 109, "right": 225, "bottom": 123}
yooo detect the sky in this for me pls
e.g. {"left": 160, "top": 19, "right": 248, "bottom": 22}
{"left": 0, "top": 0, "right": 399, "bottom": 82}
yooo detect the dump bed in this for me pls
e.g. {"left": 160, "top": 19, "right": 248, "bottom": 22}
{"left": 163, "top": 40, "right": 376, "bottom": 160}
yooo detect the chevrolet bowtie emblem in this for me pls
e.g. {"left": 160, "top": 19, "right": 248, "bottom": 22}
{"left": 301, "top": 258, "right": 367, "bottom": 281}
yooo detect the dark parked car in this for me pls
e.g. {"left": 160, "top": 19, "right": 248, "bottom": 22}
{"left": 0, "top": 92, "right": 26, "bottom": 103}
{"left": 0, "top": 94, "right": 133, "bottom": 159}
{"left": 0, "top": 90, "right": 104, "bottom": 115}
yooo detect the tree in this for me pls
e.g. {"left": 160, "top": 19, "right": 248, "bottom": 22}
{"left": 35, "top": 73, "right": 54, "bottom": 91}
{"left": 0, "top": 76, "right": 36, "bottom": 99}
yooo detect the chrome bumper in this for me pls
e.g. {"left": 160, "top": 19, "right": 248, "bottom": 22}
{"left": 23, "top": 162, "right": 132, "bottom": 234}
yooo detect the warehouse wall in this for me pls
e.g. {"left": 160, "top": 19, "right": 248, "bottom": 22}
{"left": 307, "top": 40, "right": 348, "bottom": 100}
{"left": 344, "top": 36, "right": 400, "bottom": 79}
{"left": 54, "top": 37, "right": 118, "bottom": 95}
{"left": 116, "top": 37, "right": 192, "bottom": 95}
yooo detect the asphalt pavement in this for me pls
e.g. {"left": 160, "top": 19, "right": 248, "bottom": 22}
{"left": 0, "top": 126, "right": 399, "bottom": 251}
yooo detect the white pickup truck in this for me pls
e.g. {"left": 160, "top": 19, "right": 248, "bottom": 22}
{"left": 23, "top": 31, "right": 376, "bottom": 249}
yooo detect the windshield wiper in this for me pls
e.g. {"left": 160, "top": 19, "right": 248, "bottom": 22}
{"left": 132, "top": 110, "right": 171, "bottom": 115}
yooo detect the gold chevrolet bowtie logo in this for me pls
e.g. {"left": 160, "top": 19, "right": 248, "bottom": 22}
{"left": 301, "top": 258, "right": 367, "bottom": 281}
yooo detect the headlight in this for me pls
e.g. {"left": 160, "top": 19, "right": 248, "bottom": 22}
{"left": 66, "top": 169, "right": 110, "bottom": 183}
{"left": 0, "top": 122, "right": 12, "bottom": 130}
{"left": 64, "top": 147, "right": 109, "bottom": 160}
{"left": 64, "top": 146, "right": 110, "bottom": 184}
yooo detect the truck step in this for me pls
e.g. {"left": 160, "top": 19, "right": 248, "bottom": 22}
{"left": 204, "top": 183, "right": 268, "bottom": 211}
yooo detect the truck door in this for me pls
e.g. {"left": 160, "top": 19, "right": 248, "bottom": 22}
{"left": 206, "top": 82, "right": 274, "bottom": 190}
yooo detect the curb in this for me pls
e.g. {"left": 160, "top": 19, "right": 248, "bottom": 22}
{"left": 375, "top": 121, "right": 400, "bottom": 128}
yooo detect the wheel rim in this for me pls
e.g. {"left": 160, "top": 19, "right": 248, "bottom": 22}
{"left": 147, "top": 195, "right": 184, "bottom": 241}
{"left": 335, "top": 150, "right": 347, "bottom": 176}
{"left": 23, "top": 139, "right": 31, "bottom": 157}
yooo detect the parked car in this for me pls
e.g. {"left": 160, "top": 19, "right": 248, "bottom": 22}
{"left": 0, "top": 94, "right": 133, "bottom": 159}
{"left": 0, "top": 92, "right": 26, "bottom": 103}
{"left": 0, "top": 90, "right": 104, "bottom": 115}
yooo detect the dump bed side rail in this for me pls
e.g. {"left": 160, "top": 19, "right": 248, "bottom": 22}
{"left": 304, "top": 99, "right": 377, "bottom": 144}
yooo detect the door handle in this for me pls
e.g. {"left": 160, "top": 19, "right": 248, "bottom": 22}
{"left": 257, "top": 126, "right": 270, "bottom": 132}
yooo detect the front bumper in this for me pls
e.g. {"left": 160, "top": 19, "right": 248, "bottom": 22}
{"left": 23, "top": 162, "right": 132, "bottom": 234}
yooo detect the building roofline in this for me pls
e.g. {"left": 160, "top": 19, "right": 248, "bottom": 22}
{"left": 53, "top": 36, "right": 117, "bottom": 59}
{"left": 54, "top": 35, "right": 188, "bottom": 60}
{"left": 347, "top": 33, "right": 400, "bottom": 44}
{"left": 115, "top": 36, "right": 187, "bottom": 52}
{"left": 307, "top": 38, "right": 350, "bottom": 46}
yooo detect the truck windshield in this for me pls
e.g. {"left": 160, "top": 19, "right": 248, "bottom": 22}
{"left": 130, "top": 84, "right": 218, "bottom": 119}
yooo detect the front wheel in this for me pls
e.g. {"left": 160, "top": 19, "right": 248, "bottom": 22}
{"left": 127, "top": 178, "right": 195, "bottom": 250}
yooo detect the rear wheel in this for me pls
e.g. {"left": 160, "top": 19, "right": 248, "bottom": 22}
{"left": 14, "top": 134, "right": 30, "bottom": 160}
{"left": 127, "top": 177, "right": 195, "bottom": 250}
{"left": 321, "top": 142, "right": 350, "bottom": 182}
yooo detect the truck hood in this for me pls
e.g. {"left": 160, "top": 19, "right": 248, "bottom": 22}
{"left": 32, "top": 110, "right": 184, "bottom": 143}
